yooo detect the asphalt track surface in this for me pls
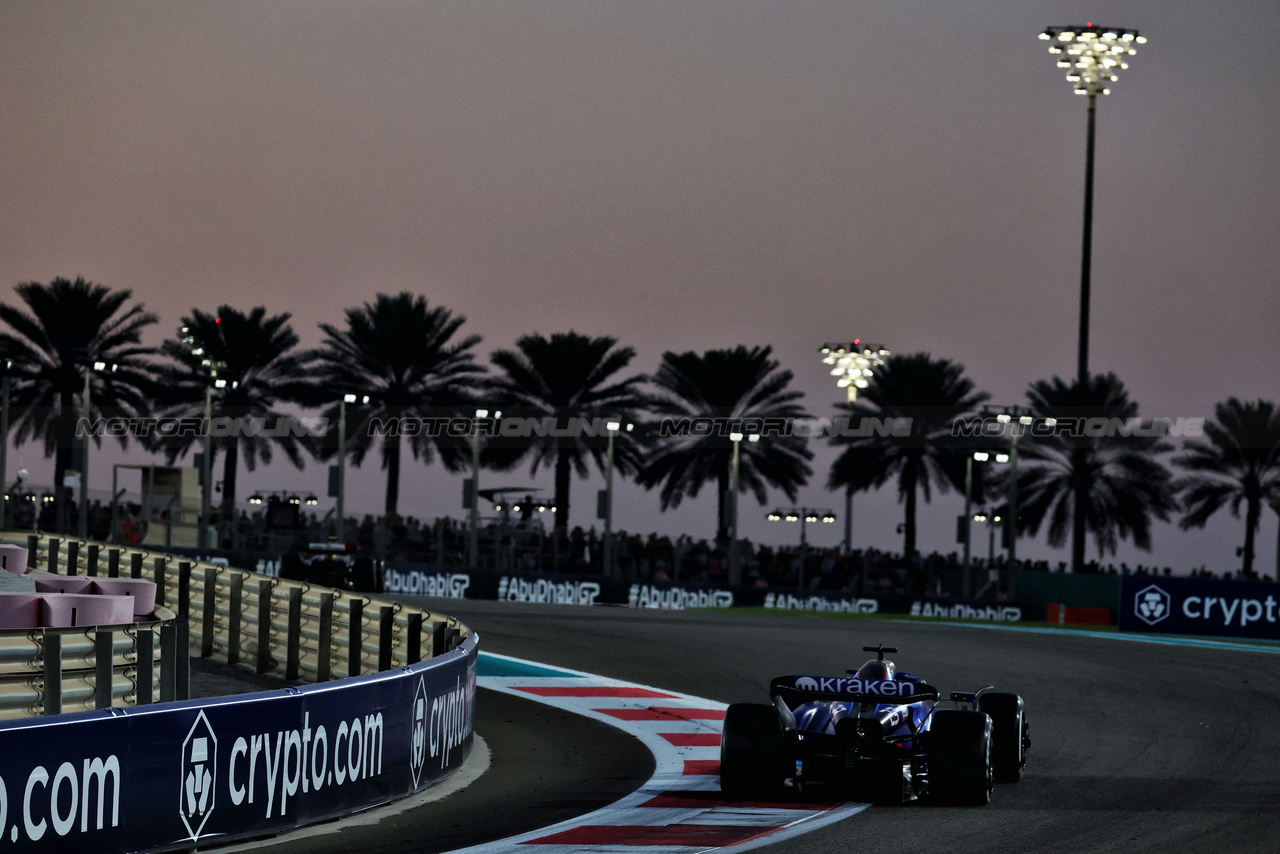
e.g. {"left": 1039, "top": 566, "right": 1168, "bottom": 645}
{"left": 241, "top": 600, "right": 1280, "bottom": 854}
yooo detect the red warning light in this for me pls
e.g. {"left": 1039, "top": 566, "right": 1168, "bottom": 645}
{"left": 215, "top": 317, "right": 221, "bottom": 324}
{"left": 853, "top": 338, "right": 861, "bottom": 346}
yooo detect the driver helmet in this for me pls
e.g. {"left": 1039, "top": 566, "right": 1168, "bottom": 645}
{"left": 855, "top": 659, "right": 896, "bottom": 681}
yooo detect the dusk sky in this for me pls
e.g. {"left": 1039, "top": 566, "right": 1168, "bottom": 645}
{"left": 2, "top": 1, "right": 1277, "bottom": 573}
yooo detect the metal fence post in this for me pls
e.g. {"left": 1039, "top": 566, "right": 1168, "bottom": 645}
{"left": 137, "top": 624, "right": 154, "bottom": 705}
{"left": 154, "top": 557, "right": 168, "bottom": 607}
{"left": 201, "top": 567, "right": 217, "bottom": 659}
{"left": 348, "top": 598, "right": 364, "bottom": 678}
{"left": 227, "top": 572, "right": 244, "bottom": 666}
{"left": 407, "top": 612, "right": 423, "bottom": 665}
{"left": 255, "top": 579, "right": 272, "bottom": 675}
{"left": 378, "top": 605, "right": 394, "bottom": 672}
{"left": 130, "top": 551, "right": 143, "bottom": 579}
{"left": 317, "top": 593, "right": 334, "bottom": 682}
{"left": 48, "top": 537, "right": 60, "bottom": 574}
{"left": 431, "top": 619, "right": 446, "bottom": 658}
{"left": 108, "top": 548, "right": 120, "bottom": 578}
{"left": 95, "top": 629, "right": 114, "bottom": 709}
{"left": 159, "top": 620, "right": 176, "bottom": 702}
{"left": 67, "top": 540, "right": 79, "bottom": 576}
{"left": 87, "top": 543, "right": 99, "bottom": 577}
{"left": 178, "top": 561, "right": 192, "bottom": 616}
{"left": 26, "top": 534, "right": 38, "bottom": 568}
{"left": 43, "top": 631, "right": 62, "bottom": 716}
{"left": 285, "top": 586, "right": 303, "bottom": 681}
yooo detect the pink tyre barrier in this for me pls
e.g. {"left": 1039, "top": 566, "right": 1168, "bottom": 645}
{"left": 91, "top": 577, "right": 158, "bottom": 618}
{"left": 0, "top": 592, "right": 42, "bottom": 629}
{"left": 39, "top": 593, "right": 134, "bottom": 628}
{"left": 0, "top": 543, "right": 30, "bottom": 574}
{"left": 29, "top": 572, "right": 97, "bottom": 595}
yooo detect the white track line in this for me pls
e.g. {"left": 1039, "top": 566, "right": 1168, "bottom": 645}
{"left": 447, "top": 652, "right": 868, "bottom": 854}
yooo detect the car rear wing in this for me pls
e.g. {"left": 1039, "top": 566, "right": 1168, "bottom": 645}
{"left": 944, "top": 686, "right": 995, "bottom": 710}
{"left": 769, "top": 676, "right": 939, "bottom": 709}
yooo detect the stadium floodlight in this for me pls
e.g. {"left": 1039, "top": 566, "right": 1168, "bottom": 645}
{"left": 768, "top": 506, "right": 836, "bottom": 590}
{"left": 819, "top": 340, "right": 890, "bottom": 403}
{"left": 1039, "top": 24, "right": 1145, "bottom": 98}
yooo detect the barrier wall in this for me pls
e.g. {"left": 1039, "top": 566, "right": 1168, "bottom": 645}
{"left": 1119, "top": 574, "right": 1280, "bottom": 639}
{"left": 0, "top": 634, "right": 477, "bottom": 853}
{"left": 0, "top": 533, "right": 478, "bottom": 853}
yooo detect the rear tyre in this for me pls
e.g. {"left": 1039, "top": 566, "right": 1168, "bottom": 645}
{"left": 929, "top": 710, "right": 993, "bottom": 806}
{"left": 720, "top": 703, "right": 786, "bottom": 799}
{"left": 979, "top": 692, "right": 1026, "bottom": 783}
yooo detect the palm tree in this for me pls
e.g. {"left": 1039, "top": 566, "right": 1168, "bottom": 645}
{"left": 153, "top": 306, "right": 315, "bottom": 532}
{"left": 1014, "top": 373, "right": 1177, "bottom": 571}
{"left": 637, "top": 345, "right": 812, "bottom": 539}
{"left": 309, "top": 293, "right": 484, "bottom": 517}
{"left": 827, "top": 353, "right": 987, "bottom": 563}
{"left": 1173, "top": 398, "right": 1280, "bottom": 578}
{"left": 0, "top": 277, "right": 157, "bottom": 530}
{"left": 485, "top": 331, "right": 647, "bottom": 535}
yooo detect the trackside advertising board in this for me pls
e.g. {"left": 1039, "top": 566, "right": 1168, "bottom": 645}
{"left": 383, "top": 563, "right": 1031, "bottom": 621}
{"left": 0, "top": 635, "right": 476, "bottom": 854}
{"left": 1120, "top": 575, "right": 1280, "bottom": 640}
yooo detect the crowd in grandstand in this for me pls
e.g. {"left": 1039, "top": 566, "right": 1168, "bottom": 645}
{"left": 10, "top": 497, "right": 1270, "bottom": 590}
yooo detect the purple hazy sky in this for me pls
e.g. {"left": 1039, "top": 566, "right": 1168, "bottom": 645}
{"left": 2, "top": 1, "right": 1278, "bottom": 573}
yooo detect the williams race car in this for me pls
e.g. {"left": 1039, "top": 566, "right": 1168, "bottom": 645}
{"left": 720, "top": 645, "right": 1029, "bottom": 805}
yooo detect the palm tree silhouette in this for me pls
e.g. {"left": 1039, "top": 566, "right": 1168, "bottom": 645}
{"left": 1173, "top": 398, "right": 1280, "bottom": 578}
{"left": 0, "top": 277, "right": 157, "bottom": 530}
{"left": 827, "top": 353, "right": 987, "bottom": 565}
{"left": 485, "top": 331, "right": 647, "bottom": 535}
{"left": 309, "top": 293, "right": 484, "bottom": 517}
{"left": 637, "top": 345, "right": 812, "bottom": 540}
{"left": 1015, "top": 373, "right": 1177, "bottom": 571}
{"left": 153, "top": 306, "right": 314, "bottom": 533}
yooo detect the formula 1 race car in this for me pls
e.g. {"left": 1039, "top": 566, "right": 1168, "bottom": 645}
{"left": 720, "top": 645, "right": 1029, "bottom": 805}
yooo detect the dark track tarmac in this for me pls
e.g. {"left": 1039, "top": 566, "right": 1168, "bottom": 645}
{"left": 238, "top": 600, "right": 1280, "bottom": 853}
{"left": 227, "top": 686, "right": 652, "bottom": 854}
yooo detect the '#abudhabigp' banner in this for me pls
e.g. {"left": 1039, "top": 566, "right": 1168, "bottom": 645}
{"left": 0, "top": 635, "right": 476, "bottom": 854}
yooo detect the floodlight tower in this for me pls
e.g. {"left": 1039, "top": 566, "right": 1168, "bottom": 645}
{"left": 820, "top": 341, "right": 889, "bottom": 403}
{"left": 819, "top": 341, "right": 890, "bottom": 553}
{"left": 1038, "top": 23, "right": 1146, "bottom": 387}
{"left": 1040, "top": 23, "right": 1146, "bottom": 576}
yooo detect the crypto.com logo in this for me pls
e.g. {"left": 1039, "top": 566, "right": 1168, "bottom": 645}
{"left": 1134, "top": 584, "right": 1171, "bottom": 626}
{"left": 180, "top": 711, "right": 218, "bottom": 840}
{"left": 410, "top": 677, "right": 429, "bottom": 788}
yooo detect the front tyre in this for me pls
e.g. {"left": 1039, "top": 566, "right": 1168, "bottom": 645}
{"left": 929, "top": 710, "right": 993, "bottom": 806}
{"left": 720, "top": 703, "right": 786, "bottom": 799}
{"left": 979, "top": 692, "right": 1027, "bottom": 783}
